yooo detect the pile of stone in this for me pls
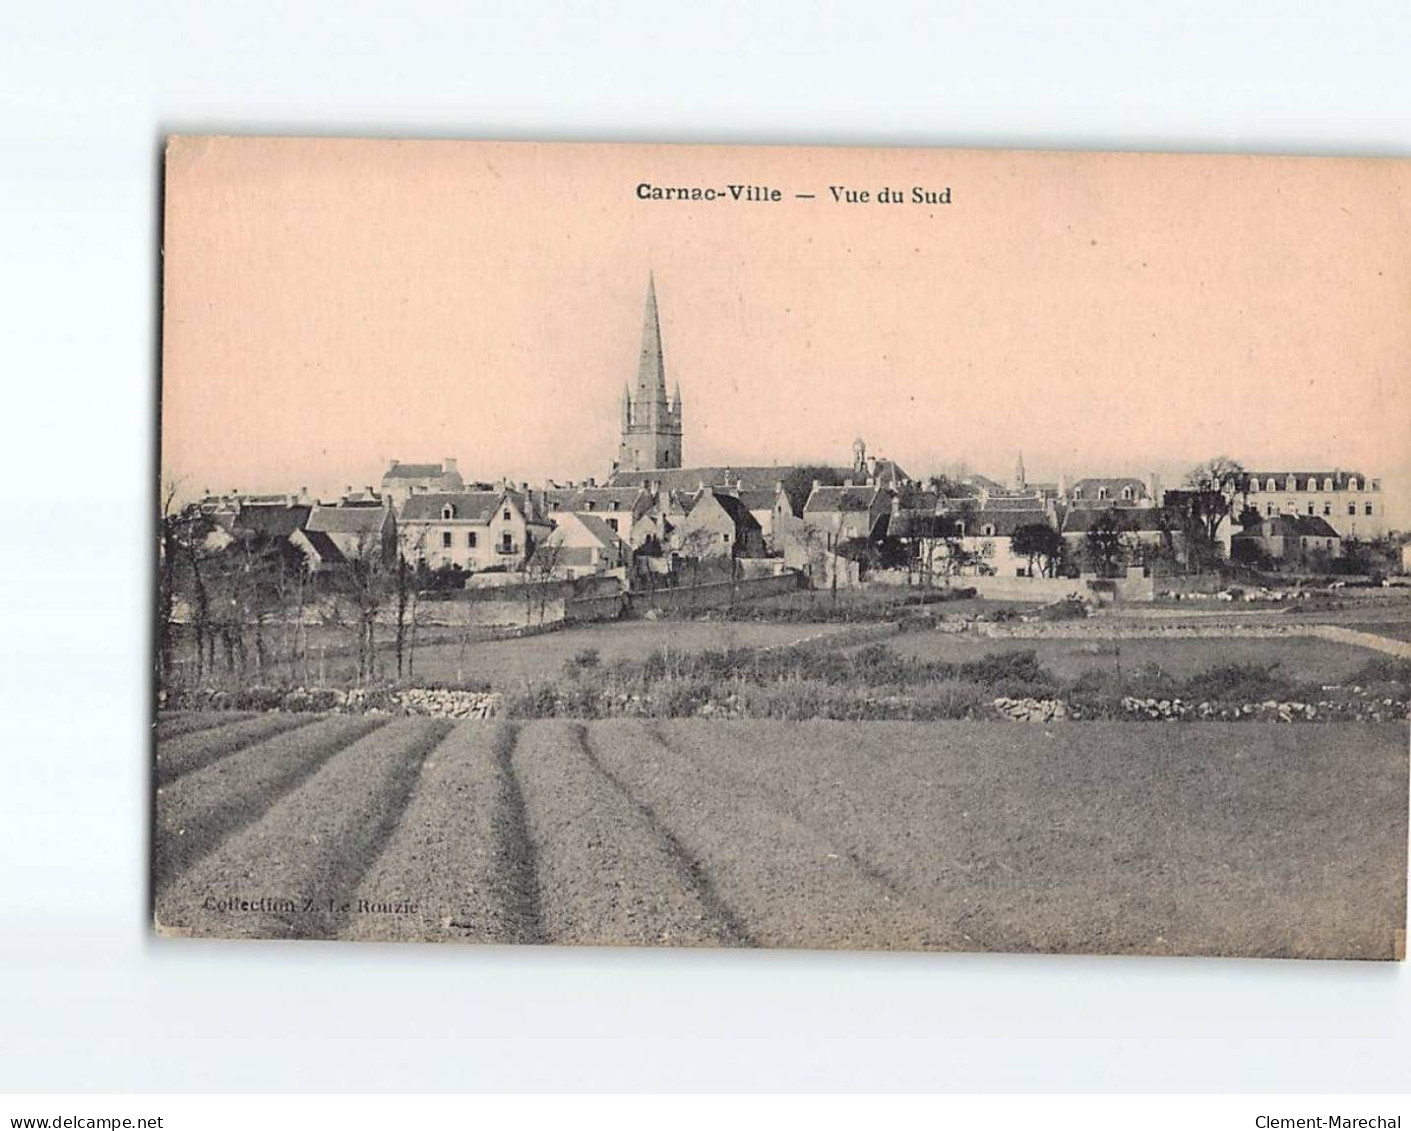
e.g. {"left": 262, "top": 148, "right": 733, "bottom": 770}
{"left": 395, "top": 688, "right": 503, "bottom": 719}
{"left": 993, "top": 696, "right": 1069, "bottom": 723}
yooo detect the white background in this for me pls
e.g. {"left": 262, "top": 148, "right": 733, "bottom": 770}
{"left": 1, "top": 0, "right": 1409, "bottom": 1093}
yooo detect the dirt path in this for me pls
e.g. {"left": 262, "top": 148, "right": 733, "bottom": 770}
{"left": 513, "top": 720, "right": 741, "bottom": 948}
{"left": 156, "top": 718, "right": 450, "bottom": 939}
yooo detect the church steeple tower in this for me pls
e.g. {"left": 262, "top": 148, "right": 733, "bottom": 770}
{"left": 617, "top": 273, "right": 683, "bottom": 472}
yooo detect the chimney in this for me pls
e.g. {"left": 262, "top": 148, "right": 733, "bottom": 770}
{"left": 443, "top": 458, "right": 457, "bottom": 475}
{"left": 365, "top": 486, "right": 374, "bottom": 495}
{"left": 346, "top": 486, "right": 353, "bottom": 496}
{"left": 1146, "top": 472, "right": 1163, "bottom": 506}
{"left": 811, "top": 479, "right": 821, "bottom": 492}
{"left": 891, "top": 495, "right": 901, "bottom": 515}
{"left": 844, "top": 478, "right": 854, "bottom": 487}
{"left": 586, "top": 476, "right": 596, "bottom": 488}
{"left": 390, "top": 459, "right": 399, "bottom": 468}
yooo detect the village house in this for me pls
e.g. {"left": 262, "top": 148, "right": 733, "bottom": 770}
{"left": 1231, "top": 514, "right": 1342, "bottom": 566}
{"left": 1239, "top": 469, "right": 1385, "bottom": 540}
{"left": 542, "top": 485, "right": 661, "bottom": 550}
{"left": 398, "top": 490, "right": 533, "bottom": 573}
{"left": 305, "top": 503, "right": 397, "bottom": 566}
{"left": 671, "top": 489, "right": 767, "bottom": 559}
{"left": 948, "top": 499, "right": 1058, "bottom": 577}
{"left": 527, "top": 511, "right": 632, "bottom": 580}
{"left": 1060, "top": 505, "right": 1186, "bottom": 570}
{"left": 1065, "top": 475, "right": 1161, "bottom": 510}
{"left": 287, "top": 528, "right": 348, "bottom": 576}
{"left": 380, "top": 459, "right": 465, "bottom": 512}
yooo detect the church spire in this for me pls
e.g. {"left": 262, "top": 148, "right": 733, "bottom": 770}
{"left": 637, "top": 272, "right": 667, "bottom": 407}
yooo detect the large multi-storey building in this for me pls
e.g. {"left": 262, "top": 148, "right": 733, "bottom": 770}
{"left": 1240, "top": 470, "right": 1385, "bottom": 540}
{"left": 615, "top": 274, "right": 683, "bottom": 473}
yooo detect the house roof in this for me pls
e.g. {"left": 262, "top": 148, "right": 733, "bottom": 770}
{"left": 383, "top": 461, "right": 457, "bottom": 481}
{"left": 608, "top": 466, "right": 834, "bottom": 492}
{"left": 733, "top": 488, "right": 780, "bottom": 512}
{"left": 1235, "top": 515, "right": 1341, "bottom": 539}
{"left": 307, "top": 506, "right": 390, "bottom": 534}
{"left": 967, "top": 509, "right": 1058, "bottom": 538}
{"left": 401, "top": 491, "right": 507, "bottom": 523}
{"left": 804, "top": 485, "right": 882, "bottom": 514}
{"left": 710, "top": 491, "right": 763, "bottom": 533}
{"left": 547, "top": 487, "right": 651, "bottom": 516}
{"left": 1069, "top": 477, "right": 1149, "bottom": 500}
{"left": 232, "top": 504, "right": 311, "bottom": 538}
{"left": 1060, "top": 507, "right": 1180, "bottom": 535}
{"left": 297, "top": 529, "right": 347, "bottom": 564}
{"left": 572, "top": 512, "right": 632, "bottom": 552}
{"left": 1242, "top": 470, "right": 1377, "bottom": 492}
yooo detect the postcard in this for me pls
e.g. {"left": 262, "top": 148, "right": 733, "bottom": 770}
{"left": 156, "top": 137, "right": 1409, "bottom": 958}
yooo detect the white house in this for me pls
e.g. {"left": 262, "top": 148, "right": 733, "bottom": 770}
{"left": 398, "top": 490, "right": 532, "bottom": 572}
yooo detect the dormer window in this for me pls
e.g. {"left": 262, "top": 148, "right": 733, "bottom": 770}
{"left": 981, "top": 523, "right": 996, "bottom": 537}
{"left": 1352, "top": 479, "right": 1362, "bottom": 492}
{"left": 1285, "top": 477, "right": 1296, "bottom": 492}
{"left": 1097, "top": 487, "right": 1109, "bottom": 500}
{"left": 1121, "top": 486, "right": 1133, "bottom": 500}
{"left": 441, "top": 504, "right": 455, "bottom": 520}
{"left": 1322, "top": 478, "right": 1333, "bottom": 492}
{"left": 1265, "top": 478, "right": 1276, "bottom": 492}
{"left": 1248, "top": 480, "right": 1259, "bottom": 494}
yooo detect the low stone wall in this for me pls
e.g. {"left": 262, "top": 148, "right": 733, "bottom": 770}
{"left": 965, "top": 576, "right": 1094, "bottom": 603}
{"left": 564, "top": 572, "right": 805, "bottom": 622}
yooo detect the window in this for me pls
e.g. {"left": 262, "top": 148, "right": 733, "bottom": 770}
{"left": 441, "top": 505, "right": 454, "bottom": 520}
{"left": 503, "top": 508, "right": 512, "bottom": 521}
{"left": 441, "top": 531, "right": 452, "bottom": 549}
{"left": 1285, "top": 477, "right": 1296, "bottom": 491}
{"left": 1322, "top": 478, "right": 1333, "bottom": 492}
{"left": 1121, "top": 486, "right": 1133, "bottom": 500}
{"left": 1266, "top": 503, "right": 1274, "bottom": 516}
{"left": 1365, "top": 503, "right": 1373, "bottom": 516}
{"left": 1265, "top": 478, "right": 1276, "bottom": 492}
{"left": 1097, "top": 487, "right": 1109, "bottom": 500}
{"left": 1323, "top": 502, "right": 1331, "bottom": 516}
{"left": 606, "top": 518, "right": 619, "bottom": 532}
{"left": 467, "top": 532, "right": 477, "bottom": 548}
{"left": 1248, "top": 480, "right": 1259, "bottom": 494}
{"left": 1307, "top": 503, "right": 1314, "bottom": 515}
{"left": 981, "top": 523, "right": 996, "bottom": 537}
{"left": 1348, "top": 503, "right": 1356, "bottom": 516}
{"left": 501, "top": 532, "right": 513, "bottom": 553}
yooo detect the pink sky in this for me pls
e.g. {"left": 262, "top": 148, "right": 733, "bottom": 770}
{"left": 162, "top": 138, "right": 1411, "bottom": 523}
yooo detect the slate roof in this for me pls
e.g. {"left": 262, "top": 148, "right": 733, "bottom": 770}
{"left": 298, "top": 529, "right": 346, "bottom": 564}
{"left": 1235, "top": 515, "right": 1341, "bottom": 539}
{"left": 547, "top": 487, "right": 651, "bottom": 516}
{"left": 965, "top": 509, "right": 1058, "bottom": 538}
{"left": 573, "top": 512, "right": 632, "bottom": 552}
{"left": 710, "top": 492, "right": 763, "bottom": 534}
{"left": 608, "top": 466, "right": 836, "bottom": 492}
{"left": 734, "top": 487, "right": 781, "bottom": 512}
{"left": 1068, "top": 477, "right": 1149, "bottom": 501}
{"left": 232, "top": 504, "right": 311, "bottom": 538}
{"left": 401, "top": 491, "right": 506, "bottom": 523}
{"left": 1242, "top": 471, "right": 1376, "bottom": 492}
{"left": 307, "top": 506, "right": 391, "bottom": 535}
{"left": 383, "top": 462, "right": 454, "bottom": 480}
{"left": 804, "top": 485, "right": 882, "bottom": 514}
{"left": 1060, "top": 507, "right": 1180, "bottom": 535}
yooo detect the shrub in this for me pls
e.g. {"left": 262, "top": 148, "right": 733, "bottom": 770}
{"left": 1182, "top": 661, "right": 1289, "bottom": 703}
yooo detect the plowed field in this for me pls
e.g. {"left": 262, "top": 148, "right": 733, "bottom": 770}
{"left": 153, "top": 714, "right": 1408, "bottom": 959}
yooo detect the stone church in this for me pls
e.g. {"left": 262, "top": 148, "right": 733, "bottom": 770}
{"left": 615, "top": 274, "right": 683, "bottom": 473}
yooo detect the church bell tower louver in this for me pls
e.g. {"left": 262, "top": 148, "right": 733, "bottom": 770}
{"left": 617, "top": 273, "right": 683, "bottom": 472}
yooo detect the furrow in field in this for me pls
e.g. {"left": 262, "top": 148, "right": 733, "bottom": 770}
{"left": 152, "top": 715, "right": 388, "bottom": 896}
{"left": 345, "top": 723, "right": 535, "bottom": 944}
{"left": 655, "top": 720, "right": 1409, "bottom": 959}
{"left": 154, "top": 711, "right": 256, "bottom": 741}
{"left": 155, "top": 712, "right": 321, "bottom": 786}
{"left": 513, "top": 720, "right": 740, "bottom": 948}
{"left": 584, "top": 719, "right": 944, "bottom": 950}
{"left": 156, "top": 718, "right": 453, "bottom": 940}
